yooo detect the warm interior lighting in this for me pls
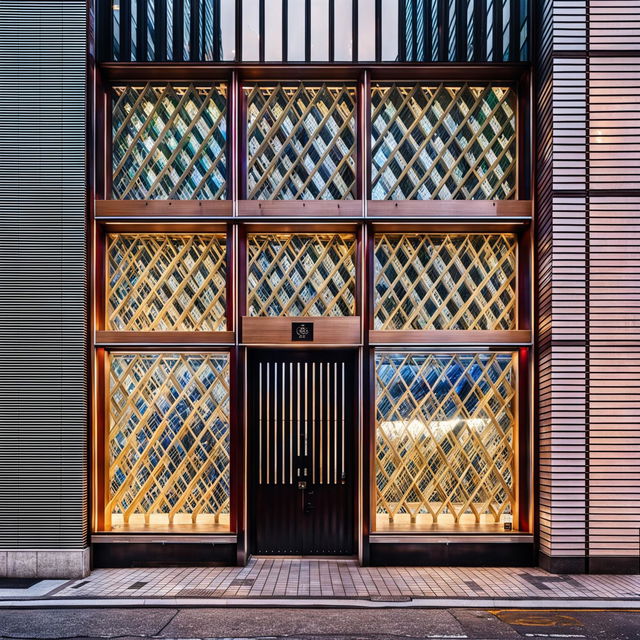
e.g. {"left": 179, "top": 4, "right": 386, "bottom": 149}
{"left": 379, "top": 418, "right": 490, "bottom": 440}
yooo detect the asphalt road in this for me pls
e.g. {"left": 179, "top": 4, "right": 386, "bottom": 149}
{"left": 0, "top": 607, "right": 639, "bottom": 640}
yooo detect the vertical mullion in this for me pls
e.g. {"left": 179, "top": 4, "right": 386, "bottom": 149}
{"left": 410, "top": 0, "right": 417, "bottom": 61}
{"left": 455, "top": 0, "right": 466, "bottom": 61}
{"left": 374, "top": 0, "right": 382, "bottom": 62}
{"left": 212, "top": 0, "right": 221, "bottom": 61}
{"left": 155, "top": 0, "right": 167, "bottom": 61}
{"left": 259, "top": 0, "right": 265, "bottom": 62}
{"left": 282, "top": 0, "right": 288, "bottom": 62}
{"left": 229, "top": 71, "right": 239, "bottom": 205}
{"left": 493, "top": 0, "right": 503, "bottom": 61}
{"left": 137, "top": 0, "right": 148, "bottom": 62}
{"left": 510, "top": 0, "right": 520, "bottom": 61}
{"left": 329, "top": 0, "right": 335, "bottom": 63}
{"left": 437, "top": 0, "right": 447, "bottom": 61}
{"left": 189, "top": 0, "right": 200, "bottom": 62}
{"left": 235, "top": 0, "right": 243, "bottom": 62}
{"left": 173, "top": 0, "right": 184, "bottom": 61}
{"left": 304, "top": 0, "right": 311, "bottom": 63}
{"left": 120, "top": 0, "right": 132, "bottom": 62}
{"left": 423, "top": 0, "right": 432, "bottom": 62}
{"left": 474, "top": 0, "right": 486, "bottom": 61}
{"left": 352, "top": 0, "right": 358, "bottom": 62}
{"left": 398, "top": 0, "right": 406, "bottom": 62}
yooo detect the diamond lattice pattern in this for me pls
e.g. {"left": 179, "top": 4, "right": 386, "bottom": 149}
{"left": 108, "top": 353, "right": 230, "bottom": 529}
{"left": 371, "top": 84, "right": 516, "bottom": 200}
{"left": 247, "top": 234, "right": 356, "bottom": 316}
{"left": 112, "top": 83, "right": 227, "bottom": 199}
{"left": 246, "top": 83, "right": 357, "bottom": 199}
{"left": 374, "top": 234, "right": 517, "bottom": 330}
{"left": 107, "top": 233, "right": 227, "bottom": 331}
{"left": 375, "top": 352, "right": 516, "bottom": 527}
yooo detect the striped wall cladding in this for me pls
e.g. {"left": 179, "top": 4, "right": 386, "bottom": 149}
{"left": 536, "top": 0, "right": 640, "bottom": 566}
{"left": 0, "top": 2, "right": 87, "bottom": 549}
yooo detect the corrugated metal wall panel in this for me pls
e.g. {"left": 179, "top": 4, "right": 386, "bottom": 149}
{"left": 536, "top": 0, "right": 588, "bottom": 563}
{"left": 0, "top": 2, "right": 87, "bottom": 549}
{"left": 589, "top": 196, "right": 640, "bottom": 557}
{"left": 538, "top": 2, "right": 640, "bottom": 569}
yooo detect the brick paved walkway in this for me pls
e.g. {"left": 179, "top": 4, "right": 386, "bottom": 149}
{"left": 49, "top": 558, "right": 640, "bottom": 601}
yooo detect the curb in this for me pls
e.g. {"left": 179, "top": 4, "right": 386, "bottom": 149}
{"left": 1, "top": 597, "right": 640, "bottom": 609}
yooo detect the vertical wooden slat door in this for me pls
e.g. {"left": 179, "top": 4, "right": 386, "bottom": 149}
{"left": 249, "top": 350, "right": 356, "bottom": 555}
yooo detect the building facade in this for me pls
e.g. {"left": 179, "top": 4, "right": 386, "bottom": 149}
{"left": 0, "top": 0, "right": 638, "bottom": 578}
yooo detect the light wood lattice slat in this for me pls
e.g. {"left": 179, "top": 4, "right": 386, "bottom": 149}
{"left": 107, "top": 233, "right": 227, "bottom": 331}
{"left": 245, "top": 83, "right": 357, "bottom": 200}
{"left": 371, "top": 83, "right": 517, "bottom": 200}
{"left": 247, "top": 233, "right": 356, "bottom": 317}
{"left": 107, "top": 353, "right": 230, "bottom": 529}
{"left": 375, "top": 352, "right": 516, "bottom": 527}
{"left": 112, "top": 83, "right": 227, "bottom": 199}
{"left": 374, "top": 233, "right": 517, "bottom": 331}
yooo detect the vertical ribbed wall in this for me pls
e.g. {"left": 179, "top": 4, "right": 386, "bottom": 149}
{"left": 536, "top": 0, "right": 640, "bottom": 573}
{"left": 0, "top": 2, "right": 87, "bottom": 550}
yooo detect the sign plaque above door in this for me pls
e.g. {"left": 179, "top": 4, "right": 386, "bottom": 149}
{"left": 292, "top": 322, "right": 314, "bottom": 341}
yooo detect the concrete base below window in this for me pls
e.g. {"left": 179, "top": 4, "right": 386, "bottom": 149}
{"left": 0, "top": 549, "right": 90, "bottom": 579}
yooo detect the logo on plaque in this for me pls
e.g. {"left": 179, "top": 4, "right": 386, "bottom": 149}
{"left": 292, "top": 322, "right": 314, "bottom": 341}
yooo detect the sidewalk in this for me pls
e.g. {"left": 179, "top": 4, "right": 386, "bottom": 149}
{"left": 2, "top": 558, "right": 640, "bottom": 609}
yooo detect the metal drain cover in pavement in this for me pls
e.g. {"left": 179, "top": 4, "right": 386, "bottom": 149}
{"left": 177, "top": 588, "right": 227, "bottom": 598}
{"left": 128, "top": 581, "right": 148, "bottom": 589}
{"left": 230, "top": 578, "right": 255, "bottom": 586}
{"left": 369, "top": 595, "right": 412, "bottom": 602}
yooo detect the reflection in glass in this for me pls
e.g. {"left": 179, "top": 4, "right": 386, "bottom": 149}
{"left": 246, "top": 83, "right": 356, "bottom": 199}
{"left": 371, "top": 84, "right": 517, "bottom": 200}
{"left": 247, "top": 233, "right": 356, "bottom": 317}
{"left": 107, "top": 234, "right": 227, "bottom": 332}
{"left": 242, "top": 0, "right": 260, "bottom": 61}
{"left": 112, "top": 83, "right": 227, "bottom": 199}
{"left": 374, "top": 234, "right": 517, "bottom": 330}
{"left": 375, "top": 352, "right": 516, "bottom": 532}
{"left": 107, "top": 353, "right": 231, "bottom": 532}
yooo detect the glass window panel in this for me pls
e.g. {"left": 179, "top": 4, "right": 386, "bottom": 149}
{"left": 107, "top": 352, "right": 231, "bottom": 532}
{"left": 381, "top": 0, "right": 399, "bottom": 61}
{"left": 112, "top": 83, "right": 227, "bottom": 199}
{"left": 242, "top": 0, "right": 260, "bottom": 61}
{"left": 264, "top": 0, "right": 283, "bottom": 61}
{"left": 245, "top": 82, "right": 357, "bottom": 200}
{"left": 107, "top": 233, "right": 227, "bottom": 331}
{"left": 247, "top": 233, "right": 356, "bottom": 316}
{"left": 333, "top": 0, "right": 353, "bottom": 61}
{"left": 371, "top": 83, "right": 517, "bottom": 200}
{"left": 358, "top": 0, "right": 376, "bottom": 60}
{"left": 221, "top": 0, "right": 236, "bottom": 60}
{"left": 375, "top": 352, "right": 516, "bottom": 532}
{"left": 310, "top": 0, "right": 329, "bottom": 61}
{"left": 374, "top": 234, "right": 517, "bottom": 330}
{"left": 287, "top": 0, "right": 306, "bottom": 61}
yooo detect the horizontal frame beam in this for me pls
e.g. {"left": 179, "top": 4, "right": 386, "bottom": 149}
{"left": 369, "top": 330, "right": 531, "bottom": 345}
{"left": 100, "top": 62, "right": 530, "bottom": 83}
{"left": 242, "top": 316, "right": 361, "bottom": 345}
{"left": 96, "top": 331, "right": 235, "bottom": 346}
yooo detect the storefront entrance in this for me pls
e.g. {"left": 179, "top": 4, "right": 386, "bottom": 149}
{"left": 248, "top": 349, "right": 356, "bottom": 556}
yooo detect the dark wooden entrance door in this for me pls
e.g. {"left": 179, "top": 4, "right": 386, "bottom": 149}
{"left": 249, "top": 349, "right": 356, "bottom": 555}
